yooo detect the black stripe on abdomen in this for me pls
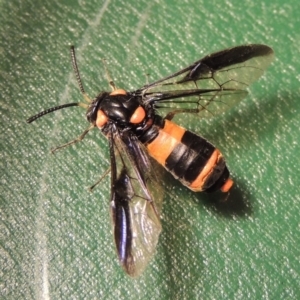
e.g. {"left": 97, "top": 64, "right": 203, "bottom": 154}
{"left": 165, "top": 130, "right": 215, "bottom": 184}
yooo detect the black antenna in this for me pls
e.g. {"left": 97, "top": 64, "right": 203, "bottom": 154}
{"left": 26, "top": 46, "right": 90, "bottom": 123}
{"left": 70, "top": 45, "right": 86, "bottom": 95}
{"left": 26, "top": 102, "right": 80, "bottom": 123}
{"left": 70, "top": 46, "right": 91, "bottom": 103}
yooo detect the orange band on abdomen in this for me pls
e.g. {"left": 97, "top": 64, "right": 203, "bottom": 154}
{"left": 220, "top": 178, "right": 234, "bottom": 193}
{"left": 146, "top": 130, "right": 180, "bottom": 166}
{"left": 163, "top": 119, "right": 186, "bottom": 141}
{"left": 189, "top": 149, "right": 221, "bottom": 191}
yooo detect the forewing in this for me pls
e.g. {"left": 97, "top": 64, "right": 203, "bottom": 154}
{"left": 108, "top": 125, "right": 163, "bottom": 277}
{"left": 140, "top": 44, "right": 274, "bottom": 118}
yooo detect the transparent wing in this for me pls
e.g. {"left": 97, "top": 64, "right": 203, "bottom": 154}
{"left": 108, "top": 124, "right": 163, "bottom": 277}
{"left": 139, "top": 44, "right": 274, "bottom": 118}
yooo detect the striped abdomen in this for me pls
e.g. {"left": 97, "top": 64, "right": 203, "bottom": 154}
{"left": 146, "top": 119, "right": 233, "bottom": 193}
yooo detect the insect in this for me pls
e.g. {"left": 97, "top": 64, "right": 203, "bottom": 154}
{"left": 27, "top": 44, "right": 274, "bottom": 277}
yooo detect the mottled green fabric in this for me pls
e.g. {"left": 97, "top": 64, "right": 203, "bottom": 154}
{"left": 1, "top": 0, "right": 299, "bottom": 299}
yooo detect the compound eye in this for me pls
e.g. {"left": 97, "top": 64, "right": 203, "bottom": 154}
{"left": 96, "top": 110, "right": 108, "bottom": 128}
{"left": 130, "top": 106, "right": 146, "bottom": 124}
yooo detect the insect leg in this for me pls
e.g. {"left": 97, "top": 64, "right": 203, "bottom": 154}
{"left": 89, "top": 167, "right": 111, "bottom": 191}
{"left": 164, "top": 108, "right": 199, "bottom": 120}
{"left": 145, "top": 73, "right": 150, "bottom": 85}
{"left": 102, "top": 59, "right": 117, "bottom": 91}
{"left": 51, "top": 124, "right": 95, "bottom": 153}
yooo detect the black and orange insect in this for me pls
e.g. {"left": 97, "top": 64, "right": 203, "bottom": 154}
{"left": 27, "top": 44, "right": 274, "bottom": 277}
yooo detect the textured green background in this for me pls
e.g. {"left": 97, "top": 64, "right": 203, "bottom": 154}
{"left": 1, "top": 0, "right": 300, "bottom": 299}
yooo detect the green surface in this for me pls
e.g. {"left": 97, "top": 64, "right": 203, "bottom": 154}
{"left": 1, "top": 0, "right": 300, "bottom": 299}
